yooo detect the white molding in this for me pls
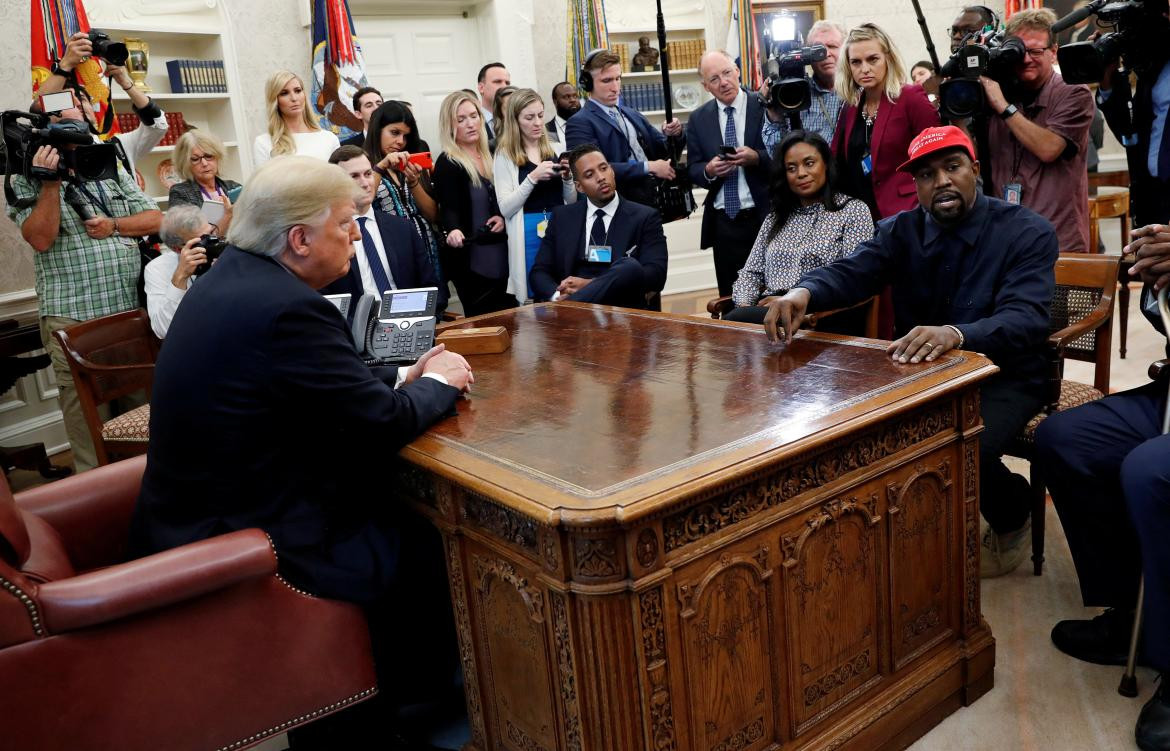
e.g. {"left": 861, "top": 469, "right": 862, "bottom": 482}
{"left": 0, "top": 289, "right": 38, "bottom": 321}
{"left": 35, "top": 369, "right": 58, "bottom": 402}
{"left": 0, "top": 408, "right": 68, "bottom": 453}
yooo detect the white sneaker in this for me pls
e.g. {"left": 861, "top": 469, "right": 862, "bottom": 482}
{"left": 980, "top": 518, "right": 1031, "bottom": 578}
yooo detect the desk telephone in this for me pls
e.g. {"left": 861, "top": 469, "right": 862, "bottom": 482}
{"left": 324, "top": 287, "right": 440, "bottom": 365}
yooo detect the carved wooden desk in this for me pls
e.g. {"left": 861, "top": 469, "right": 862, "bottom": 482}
{"left": 403, "top": 303, "right": 998, "bottom": 751}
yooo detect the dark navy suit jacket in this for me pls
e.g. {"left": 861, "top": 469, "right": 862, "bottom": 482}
{"left": 320, "top": 208, "right": 446, "bottom": 316}
{"left": 528, "top": 197, "right": 668, "bottom": 302}
{"left": 565, "top": 99, "right": 669, "bottom": 196}
{"left": 129, "top": 246, "right": 459, "bottom": 603}
{"left": 685, "top": 91, "right": 772, "bottom": 247}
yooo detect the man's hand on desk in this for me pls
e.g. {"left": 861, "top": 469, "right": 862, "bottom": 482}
{"left": 556, "top": 276, "right": 592, "bottom": 298}
{"left": 887, "top": 325, "right": 960, "bottom": 364}
{"left": 1128, "top": 224, "right": 1170, "bottom": 291}
{"left": 404, "top": 344, "right": 475, "bottom": 393}
{"left": 762, "top": 288, "right": 810, "bottom": 344}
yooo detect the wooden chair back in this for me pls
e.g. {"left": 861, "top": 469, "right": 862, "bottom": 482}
{"left": 1047, "top": 252, "right": 1119, "bottom": 402}
{"left": 52, "top": 309, "right": 159, "bottom": 464}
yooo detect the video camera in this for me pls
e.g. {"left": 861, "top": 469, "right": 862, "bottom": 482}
{"left": 936, "top": 30, "right": 1026, "bottom": 120}
{"left": 760, "top": 41, "right": 829, "bottom": 113}
{"left": 86, "top": 30, "right": 129, "bottom": 66}
{"left": 1055, "top": 0, "right": 1170, "bottom": 84}
{"left": 1, "top": 110, "right": 118, "bottom": 183}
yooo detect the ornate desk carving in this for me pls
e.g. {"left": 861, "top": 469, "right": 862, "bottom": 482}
{"left": 402, "top": 304, "right": 998, "bottom": 751}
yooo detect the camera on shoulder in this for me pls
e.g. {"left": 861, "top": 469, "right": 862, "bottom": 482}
{"left": 936, "top": 32, "right": 1025, "bottom": 120}
{"left": 759, "top": 41, "right": 828, "bottom": 114}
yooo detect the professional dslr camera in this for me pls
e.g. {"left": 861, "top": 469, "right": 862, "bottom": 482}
{"left": 759, "top": 41, "right": 829, "bottom": 115}
{"left": 936, "top": 31, "right": 1026, "bottom": 119}
{"left": 86, "top": 30, "right": 129, "bottom": 66}
{"left": 192, "top": 233, "right": 228, "bottom": 277}
{"left": 1055, "top": 0, "right": 1170, "bottom": 83}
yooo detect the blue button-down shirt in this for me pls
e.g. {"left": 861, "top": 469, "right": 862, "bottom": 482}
{"left": 761, "top": 79, "right": 843, "bottom": 153}
{"left": 796, "top": 194, "right": 1058, "bottom": 384}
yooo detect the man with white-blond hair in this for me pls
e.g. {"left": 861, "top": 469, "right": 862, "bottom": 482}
{"left": 129, "top": 155, "right": 473, "bottom": 748}
{"left": 142, "top": 204, "right": 214, "bottom": 338}
{"left": 687, "top": 49, "right": 772, "bottom": 295}
{"left": 761, "top": 19, "right": 846, "bottom": 149}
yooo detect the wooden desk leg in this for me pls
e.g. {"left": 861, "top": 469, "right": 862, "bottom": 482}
{"left": 1119, "top": 280, "right": 1131, "bottom": 360}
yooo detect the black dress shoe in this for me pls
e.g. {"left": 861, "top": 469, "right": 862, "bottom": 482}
{"left": 1052, "top": 608, "right": 1140, "bottom": 666}
{"left": 1137, "top": 679, "right": 1170, "bottom": 751}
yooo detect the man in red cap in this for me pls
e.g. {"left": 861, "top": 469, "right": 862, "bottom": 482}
{"left": 761, "top": 125, "right": 1057, "bottom": 577}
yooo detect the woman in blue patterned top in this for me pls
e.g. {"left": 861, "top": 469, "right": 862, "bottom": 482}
{"left": 363, "top": 101, "right": 442, "bottom": 278}
{"left": 725, "top": 131, "right": 874, "bottom": 333}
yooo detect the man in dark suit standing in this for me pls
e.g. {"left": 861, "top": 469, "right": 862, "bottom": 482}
{"left": 565, "top": 49, "right": 683, "bottom": 206}
{"left": 323, "top": 145, "right": 446, "bottom": 314}
{"left": 340, "top": 86, "right": 383, "bottom": 148}
{"left": 546, "top": 81, "right": 580, "bottom": 146}
{"left": 1098, "top": 58, "right": 1170, "bottom": 226}
{"left": 129, "top": 155, "right": 472, "bottom": 748}
{"left": 530, "top": 144, "right": 668, "bottom": 308}
{"left": 687, "top": 49, "right": 772, "bottom": 296}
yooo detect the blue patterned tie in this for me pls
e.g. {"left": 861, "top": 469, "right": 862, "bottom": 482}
{"left": 357, "top": 217, "right": 394, "bottom": 294}
{"left": 722, "top": 105, "right": 740, "bottom": 219}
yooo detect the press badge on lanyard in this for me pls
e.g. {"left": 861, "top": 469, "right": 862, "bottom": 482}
{"left": 1003, "top": 182, "right": 1023, "bottom": 205}
{"left": 861, "top": 152, "right": 873, "bottom": 176}
{"left": 536, "top": 213, "right": 549, "bottom": 238}
{"left": 585, "top": 245, "right": 613, "bottom": 263}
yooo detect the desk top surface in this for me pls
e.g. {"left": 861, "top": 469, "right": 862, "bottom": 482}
{"left": 406, "top": 304, "right": 996, "bottom": 523}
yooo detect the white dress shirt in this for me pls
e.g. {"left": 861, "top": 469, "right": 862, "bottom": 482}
{"left": 352, "top": 206, "right": 397, "bottom": 297}
{"left": 550, "top": 194, "right": 622, "bottom": 301}
{"left": 143, "top": 249, "right": 192, "bottom": 339}
{"left": 552, "top": 115, "right": 569, "bottom": 145}
{"left": 711, "top": 88, "right": 755, "bottom": 213}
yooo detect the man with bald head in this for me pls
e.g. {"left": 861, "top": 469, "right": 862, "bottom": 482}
{"left": 686, "top": 49, "right": 771, "bottom": 295}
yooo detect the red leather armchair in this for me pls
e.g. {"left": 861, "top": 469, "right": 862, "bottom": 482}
{"left": 0, "top": 456, "right": 377, "bottom": 751}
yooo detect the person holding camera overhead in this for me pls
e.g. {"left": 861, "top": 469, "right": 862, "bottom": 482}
{"left": 984, "top": 8, "right": 1093, "bottom": 251}
{"left": 7, "top": 89, "right": 162, "bottom": 473}
{"left": 432, "top": 90, "right": 518, "bottom": 316}
{"left": 253, "top": 70, "right": 341, "bottom": 165}
{"left": 37, "top": 31, "right": 169, "bottom": 177}
{"left": 143, "top": 205, "right": 215, "bottom": 339}
{"left": 493, "top": 88, "right": 577, "bottom": 303}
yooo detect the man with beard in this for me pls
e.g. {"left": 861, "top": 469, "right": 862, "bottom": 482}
{"left": 760, "top": 126, "right": 1056, "bottom": 578}
{"left": 546, "top": 81, "right": 580, "bottom": 146}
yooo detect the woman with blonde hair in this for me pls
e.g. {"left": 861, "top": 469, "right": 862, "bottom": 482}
{"left": 831, "top": 23, "right": 938, "bottom": 221}
{"left": 168, "top": 130, "right": 242, "bottom": 232}
{"left": 493, "top": 88, "right": 575, "bottom": 302}
{"left": 432, "top": 90, "right": 517, "bottom": 316}
{"left": 252, "top": 70, "right": 340, "bottom": 165}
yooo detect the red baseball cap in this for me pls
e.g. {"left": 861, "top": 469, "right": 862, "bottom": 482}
{"left": 897, "top": 125, "right": 977, "bottom": 172}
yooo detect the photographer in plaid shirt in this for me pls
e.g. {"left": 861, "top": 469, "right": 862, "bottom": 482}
{"left": 8, "top": 89, "right": 161, "bottom": 472}
{"left": 761, "top": 20, "right": 847, "bottom": 151}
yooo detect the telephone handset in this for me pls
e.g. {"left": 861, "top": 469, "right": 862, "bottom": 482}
{"left": 324, "top": 287, "right": 439, "bottom": 365}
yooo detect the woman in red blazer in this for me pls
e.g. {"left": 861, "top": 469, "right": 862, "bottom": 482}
{"left": 831, "top": 23, "right": 940, "bottom": 221}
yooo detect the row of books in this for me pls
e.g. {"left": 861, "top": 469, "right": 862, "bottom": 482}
{"left": 165, "top": 59, "right": 228, "bottom": 94}
{"left": 623, "top": 84, "right": 669, "bottom": 113}
{"left": 664, "top": 40, "right": 705, "bottom": 71}
{"left": 115, "top": 111, "right": 189, "bottom": 147}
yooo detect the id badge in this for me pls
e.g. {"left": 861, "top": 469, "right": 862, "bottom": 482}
{"left": 585, "top": 244, "right": 613, "bottom": 263}
{"left": 536, "top": 215, "right": 549, "bottom": 238}
{"left": 1003, "top": 182, "right": 1023, "bottom": 205}
{"left": 861, "top": 153, "right": 873, "bottom": 176}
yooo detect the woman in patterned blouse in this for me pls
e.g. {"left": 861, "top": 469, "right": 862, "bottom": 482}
{"left": 725, "top": 130, "right": 874, "bottom": 332}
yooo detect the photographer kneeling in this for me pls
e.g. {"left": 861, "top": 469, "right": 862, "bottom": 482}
{"left": 7, "top": 89, "right": 161, "bottom": 473}
{"left": 143, "top": 205, "right": 216, "bottom": 339}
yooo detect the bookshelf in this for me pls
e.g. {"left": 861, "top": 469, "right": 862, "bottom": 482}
{"left": 607, "top": 27, "right": 710, "bottom": 126}
{"left": 90, "top": 9, "right": 248, "bottom": 207}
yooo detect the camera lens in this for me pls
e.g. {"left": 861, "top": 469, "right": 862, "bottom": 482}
{"left": 938, "top": 79, "right": 984, "bottom": 121}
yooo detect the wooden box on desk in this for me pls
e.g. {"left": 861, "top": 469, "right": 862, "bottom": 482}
{"left": 435, "top": 325, "right": 510, "bottom": 356}
{"left": 400, "top": 303, "right": 998, "bottom": 751}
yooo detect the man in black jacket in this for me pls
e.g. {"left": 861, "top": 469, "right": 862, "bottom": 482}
{"left": 129, "top": 156, "right": 472, "bottom": 748}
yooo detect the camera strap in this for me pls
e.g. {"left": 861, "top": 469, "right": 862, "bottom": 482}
{"left": 77, "top": 180, "right": 113, "bottom": 218}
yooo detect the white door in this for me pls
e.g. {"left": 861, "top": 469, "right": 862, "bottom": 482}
{"left": 354, "top": 15, "right": 484, "bottom": 151}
